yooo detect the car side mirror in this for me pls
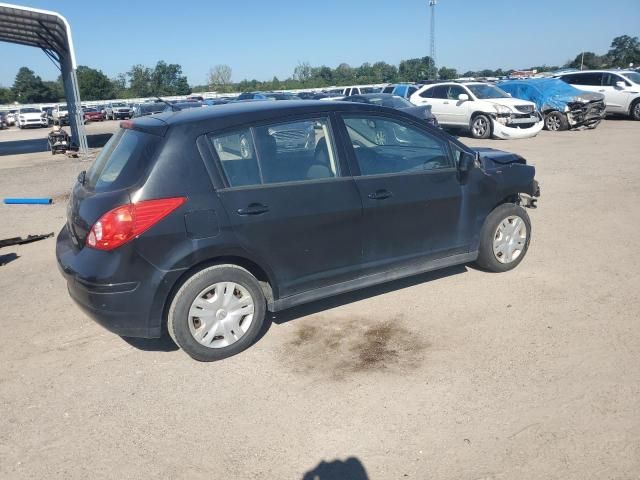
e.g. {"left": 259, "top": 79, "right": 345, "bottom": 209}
{"left": 458, "top": 93, "right": 469, "bottom": 101}
{"left": 616, "top": 81, "right": 626, "bottom": 89}
{"left": 458, "top": 151, "right": 475, "bottom": 172}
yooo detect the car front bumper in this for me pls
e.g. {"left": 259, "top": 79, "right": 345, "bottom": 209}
{"left": 492, "top": 118, "right": 544, "bottom": 140}
{"left": 56, "top": 224, "right": 184, "bottom": 338}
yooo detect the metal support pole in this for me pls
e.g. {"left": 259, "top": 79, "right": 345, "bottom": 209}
{"left": 60, "top": 53, "right": 88, "bottom": 157}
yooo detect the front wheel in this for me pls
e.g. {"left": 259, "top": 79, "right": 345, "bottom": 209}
{"left": 470, "top": 114, "right": 492, "bottom": 139}
{"left": 544, "top": 111, "right": 569, "bottom": 131}
{"left": 475, "top": 203, "right": 532, "bottom": 272}
{"left": 168, "top": 265, "right": 266, "bottom": 362}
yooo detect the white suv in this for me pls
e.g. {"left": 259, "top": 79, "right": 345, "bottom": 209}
{"left": 410, "top": 82, "right": 543, "bottom": 139}
{"left": 16, "top": 107, "right": 47, "bottom": 129}
{"left": 557, "top": 70, "right": 640, "bottom": 120}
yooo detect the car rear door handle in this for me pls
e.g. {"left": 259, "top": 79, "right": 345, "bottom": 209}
{"left": 237, "top": 203, "right": 269, "bottom": 216}
{"left": 368, "top": 189, "right": 392, "bottom": 200}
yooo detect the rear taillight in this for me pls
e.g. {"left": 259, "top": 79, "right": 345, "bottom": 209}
{"left": 86, "top": 197, "right": 186, "bottom": 251}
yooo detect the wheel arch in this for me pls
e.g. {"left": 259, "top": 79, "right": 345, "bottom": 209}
{"left": 161, "top": 255, "right": 277, "bottom": 328}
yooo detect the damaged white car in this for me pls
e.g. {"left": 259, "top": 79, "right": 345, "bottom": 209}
{"left": 409, "top": 82, "right": 543, "bottom": 139}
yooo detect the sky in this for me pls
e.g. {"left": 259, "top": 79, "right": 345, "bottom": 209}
{"left": 1, "top": 0, "right": 639, "bottom": 87}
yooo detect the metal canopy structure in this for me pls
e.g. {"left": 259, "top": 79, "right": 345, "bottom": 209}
{"left": 0, "top": 2, "right": 87, "bottom": 154}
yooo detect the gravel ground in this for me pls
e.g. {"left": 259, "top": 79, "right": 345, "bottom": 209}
{"left": 0, "top": 119, "right": 639, "bottom": 480}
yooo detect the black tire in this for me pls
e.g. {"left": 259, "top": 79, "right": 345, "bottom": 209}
{"left": 474, "top": 203, "right": 532, "bottom": 273}
{"left": 544, "top": 111, "right": 569, "bottom": 131}
{"left": 630, "top": 99, "right": 640, "bottom": 121}
{"left": 167, "top": 264, "right": 266, "bottom": 362}
{"left": 470, "top": 114, "right": 492, "bottom": 139}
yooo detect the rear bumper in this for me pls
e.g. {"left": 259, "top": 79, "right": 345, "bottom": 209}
{"left": 56, "top": 225, "right": 184, "bottom": 338}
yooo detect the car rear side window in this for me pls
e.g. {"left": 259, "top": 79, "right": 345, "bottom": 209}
{"left": 563, "top": 73, "right": 602, "bottom": 86}
{"left": 343, "top": 115, "right": 452, "bottom": 176}
{"left": 85, "top": 129, "right": 159, "bottom": 192}
{"left": 211, "top": 129, "right": 260, "bottom": 187}
{"left": 210, "top": 117, "right": 339, "bottom": 187}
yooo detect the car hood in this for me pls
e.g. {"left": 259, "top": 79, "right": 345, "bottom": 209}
{"left": 19, "top": 112, "right": 43, "bottom": 118}
{"left": 473, "top": 147, "right": 527, "bottom": 168}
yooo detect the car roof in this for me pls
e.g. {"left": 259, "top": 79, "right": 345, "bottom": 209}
{"left": 149, "top": 100, "right": 390, "bottom": 127}
{"left": 560, "top": 69, "right": 636, "bottom": 74}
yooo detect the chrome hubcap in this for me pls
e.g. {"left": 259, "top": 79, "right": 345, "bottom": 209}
{"left": 547, "top": 115, "right": 560, "bottom": 130}
{"left": 188, "top": 282, "right": 255, "bottom": 348}
{"left": 473, "top": 117, "right": 487, "bottom": 136}
{"left": 493, "top": 216, "right": 527, "bottom": 264}
{"left": 634, "top": 103, "right": 640, "bottom": 118}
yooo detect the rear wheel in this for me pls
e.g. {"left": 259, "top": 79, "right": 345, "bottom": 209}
{"left": 470, "top": 114, "right": 492, "bottom": 139}
{"left": 544, "top": 111, "right": 568, "bottom": 131}
{"left": 630, "top": 99, "right": 640, "bottom": 121}
{"left": 168, "top": 265, "right": 266, "bottom": 362}
{"left": 475, "top": 203, "right": 531, "bottom": 272}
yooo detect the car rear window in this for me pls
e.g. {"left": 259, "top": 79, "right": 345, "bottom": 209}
{"left": 85, "top": 129, "right": 160, "bottom": 192}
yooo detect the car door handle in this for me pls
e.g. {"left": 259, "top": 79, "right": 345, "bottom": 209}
{"left": 368, "top": 189, "right": 392, "bottom": 200}
{"left": 598, "top": 89, "right": 605, "bottom": 92}
{"left": 237, "top": 203, "right": 269, "bottom": 216}
{"left": 443, "top": 101, "right": 449, "bottom": 104}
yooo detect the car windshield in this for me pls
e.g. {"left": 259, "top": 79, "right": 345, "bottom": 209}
{"left": 467, "top": 84, "right": 510, "bottom": 99}
{"left": 59, "top": 105, "right": 68, "bottom": 111}
{"left": 85, "top": 108, "right": 97, "bottom": 112}
{"left": 621, "top": 72, "right": 640, "bottom": 84}
{"left": 112, "top": 103, "right": 126, "bottom": 107}
{"left": 20, "top": 108, "right": 40, "bottom": 113}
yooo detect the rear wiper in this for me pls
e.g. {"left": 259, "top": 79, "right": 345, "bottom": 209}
{"left": 156, "top": 97, "right": 181, "bottom": 112}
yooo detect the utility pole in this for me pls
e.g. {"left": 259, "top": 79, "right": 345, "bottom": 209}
{"left": 429, "top": 0, "right": 437, "bottom": 78}
{"left": 580, "top": 51, "right": 584, "bottom": 70}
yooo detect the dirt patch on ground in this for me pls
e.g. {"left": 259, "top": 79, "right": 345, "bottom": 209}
{"left": 284, "top": 316, "right": 429, "bottom": 380}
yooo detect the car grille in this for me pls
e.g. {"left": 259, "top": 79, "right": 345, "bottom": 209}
{"left": 515, "top": 105, "right": 534, "bottom": 114}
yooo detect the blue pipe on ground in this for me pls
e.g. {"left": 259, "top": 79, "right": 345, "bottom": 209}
{"left": 3, "top": 198, "right": 53, "bottom": 205}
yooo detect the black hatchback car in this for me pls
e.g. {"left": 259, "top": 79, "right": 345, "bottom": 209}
{"left": 57, "top": 101, "right": 540, "bottom": 361}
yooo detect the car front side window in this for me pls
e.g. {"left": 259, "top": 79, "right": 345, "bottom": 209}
{"left": 343, "top": 115, "right": 452, "bottom": 177}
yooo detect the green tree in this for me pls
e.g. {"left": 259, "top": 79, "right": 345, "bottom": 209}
{"left": 398, "top": 57, "right": 435, "bottom": 81}
{"left": 75, "top": 66, "right": 115, "bottom": 100}
{"left": 607, "top": 35, "right": 640, "bottom": 67}
{"left": 43, "top": 80, "right": 64, "bottom": 102}
{"left": 438, "top": 66, "right": 458, "bottom": 80}
{"left": 566, "top": 51, "right": 606, "bottom": 70}
{"left": 371, "top": 62, "right": 398, "bottom": 83}
{"left": 152, "top": 61, "right": 190, "bottom": 95}
{"left": 0, "top": 86, "right": 15, "bottom": 104}
{"left": 334, "top": 63, "right": 355, "bottom": 84}
{"left": 12, "top": 67, "right": 50, "bottom": 103}
{"left": 127, "top": 64, "right": 154, "bottom": 97}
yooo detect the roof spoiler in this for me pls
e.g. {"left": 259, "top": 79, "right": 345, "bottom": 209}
{"left": 119, "top": 117, "right": 169, "bottom": 136}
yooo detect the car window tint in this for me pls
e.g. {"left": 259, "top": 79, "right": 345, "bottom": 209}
{"left": 343, "top": 115, "right": 452, "bottom": 176}
{"left": 430, "top": 85, "right": 448, "bottom": 99}
{"left": 255, "top": 117, "right": 339, "bottom": 184}
{"left": 382, "top": 86, "right": 395, "bottom": 93}
{"left": 566, "top": 72, "right": 602, "bottom": 85}
{"left": 419, "top": 87, "right": 434, "bottom": 98}
{"left": 407, "top": 86, "right": 418, "bottom": 97}
{"left": 86, "top": 129, "right": 159, "bottom": 192}
{"left": 603, "top": 73, "right": 627, "bottom": 87}
{"left": 210, "top": 129, "right": 260, "bottom": 187}
{"left": 447, "top": 85, "right": 466, "bottom": 99}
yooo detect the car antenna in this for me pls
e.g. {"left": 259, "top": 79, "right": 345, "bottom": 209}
{"left": 156, "top": 97, "right": 181, "bottom": 112}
